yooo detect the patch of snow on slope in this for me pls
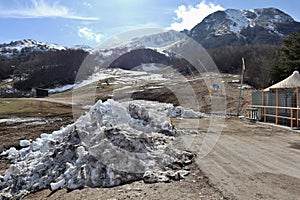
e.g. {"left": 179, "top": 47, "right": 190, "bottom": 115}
{"left": 132, "top": 63, "right": 161, "bottom": 72}
{"left": 73, "top": 68, "right": 168, "bottom": 91}
{"left": 141, "top": 63, "right": 160, "bottom": 72}
{"left": 133, "top": 30, "right": 184, "bottom": 48}
{"left": 225, "top": 9, "right": 248, "bottom": 34}
{"left": 48, "top": 84, "right": 76, "bottom": 94}
{"left": 0, "top": 117, "right": 62, "bottom": 125}
{"left": 69, "top": 45, "right": 94, "bottom": 53}
{"left": 99, "top": 30, "right": 184, "bottom": 51}
{"left": 74, "top": 69, "right": 119, "bottom": 88}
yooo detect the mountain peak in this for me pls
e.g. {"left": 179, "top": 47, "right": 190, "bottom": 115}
{"left": 190, "top": 7, "right": 300, "bottom": 48}
{"left": 0, "top": 39, "right": 97, "bottom": 57}
{"left": 0, "top": 39, "right": 75, "bottom": 57}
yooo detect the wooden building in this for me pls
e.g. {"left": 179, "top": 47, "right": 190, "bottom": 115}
{"left": 250, "top": 71, "right": 300, "bottom": 128}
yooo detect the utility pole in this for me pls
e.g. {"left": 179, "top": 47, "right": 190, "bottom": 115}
{"left": 237, "top": 57, "right": 246, "bottom": 116}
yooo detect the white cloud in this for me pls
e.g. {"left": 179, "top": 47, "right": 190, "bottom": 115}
{"left": 0, "top": 0, "right": 99, "bottom": 20}
{"left": 169, "top": 1, "right": 224, "bottom": 31}
{"left": 78, "top": 27, "right": 103, "bottom": 43}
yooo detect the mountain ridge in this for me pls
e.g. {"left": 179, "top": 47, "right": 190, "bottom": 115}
{"left": 189, "top": 7, "right": 300, "bottom": 48}
{"left": 0, "top": 39, "right": 66, "bottom": 56}
{"left": 1, "top": 7, "right": 299, "bottom": 56}
{"left": 0, "top": 39, "right": 94, "bottom": 57}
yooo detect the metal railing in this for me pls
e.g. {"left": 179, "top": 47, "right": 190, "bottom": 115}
{"left": 249, "top": 105, "right": 300, "bottom": 128}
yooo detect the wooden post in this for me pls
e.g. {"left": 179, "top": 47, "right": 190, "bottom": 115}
{"left": 296, "top": 86, "right": 299, "bottom": 127}
{"left": 276, "top": 88, "right": 278, "bottom": 124}
{"left": 262, "top": 89, "right": 265, "bottom": 122}
{"left": 264, "top": 107, "right": 267, "bottom": 122}
{"left": 237, "top": 57, "right": 246, "bottom": 116}
{"left": 291, "top": 108, "right": 293, "bottom": 128}
{"left": 248, "top": 92, "right": 252, "bottom": 119}
{"left": 261, "top": 89, "right": 264, "bottom": 106}
{"left": 247, "top": 106, "right": 250, "bottom": 118}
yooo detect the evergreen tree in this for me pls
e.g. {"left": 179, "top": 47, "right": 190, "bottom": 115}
{"left": 271, "top": 31, "right": 300, "bottom": 83}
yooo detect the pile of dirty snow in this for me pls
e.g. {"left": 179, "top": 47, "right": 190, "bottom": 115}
{"left": 167, "top": 106, "right": 208, "bottom": 119}
{"left": 0, "top": 100, "right": 194, "bottom": 199}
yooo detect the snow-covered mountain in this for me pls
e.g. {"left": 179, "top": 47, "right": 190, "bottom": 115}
{"left": 0, "top": 39, "right": 96, "bottom": 57}
{"left": 190, "top": 8, "right": 300, "bottom": 48}
{"left": 91, "top": 30, "right": 185, "bottom": 71}
{"left": 95, "top": 30, "right": 184, "bottom": 55}
{"left": 69, "top": 44, "right": 94, "bottom": 53}
{"left": 129, "top": 30, "right": 184, "bottom": 49}
{"left": 99, "top": 30, "right": 184, "bottom": 50}
{"left": 0, "top": 39, "right": 67, "bottom": 56}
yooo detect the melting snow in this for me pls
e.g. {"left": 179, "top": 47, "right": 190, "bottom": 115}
{"left": 0, "top": 117, "right": 61, "bottom": 125}
{"left": 48, "top": 84, "right": 76, "bottom": 94}
{"left": 225, "top": 9, "right": 248, "bottom": 34}
{"left": 139, "top": 63, "right": 161, "bottom": 72}
{"left": 0, "top": 99, "right": 197, "bottom": 199}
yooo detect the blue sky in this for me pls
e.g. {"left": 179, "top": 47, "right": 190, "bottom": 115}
{"left": 0, "top": 0, "right": 299, "bottom": 47}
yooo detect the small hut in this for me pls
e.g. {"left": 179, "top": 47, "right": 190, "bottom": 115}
{"left": 251, "top": 71, "right": 300, "bottom": 128}
{"left": 31, "top": 88, "right": 49, "bottom": 98}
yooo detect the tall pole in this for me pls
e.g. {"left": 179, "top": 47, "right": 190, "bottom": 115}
{"left": 276, "top": 88, "right": 278, "bottom": 124}
{"left": 237, "top": 57, "right": 245, "bottom": 116}
{"left": 297, "top": 86, "right": 299, "bottom": 127}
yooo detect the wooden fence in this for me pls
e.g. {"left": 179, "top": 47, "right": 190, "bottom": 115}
{"left": 249, "top": 87, "right": 300, "bottom": 128}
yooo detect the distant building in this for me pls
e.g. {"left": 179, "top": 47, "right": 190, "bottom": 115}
{"left": 31, "top": 88, "right": 48, "bottom": 98}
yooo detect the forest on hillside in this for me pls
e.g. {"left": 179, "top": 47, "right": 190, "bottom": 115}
{"left": 209, "top": 45, "right": 279, "bottom": 88}
{"left": 0, "top": 49, "right": 88, "bottom": 90}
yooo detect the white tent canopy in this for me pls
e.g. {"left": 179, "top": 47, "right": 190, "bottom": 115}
{"left": 264, "top": 71, "right": 300, "bottom": 91}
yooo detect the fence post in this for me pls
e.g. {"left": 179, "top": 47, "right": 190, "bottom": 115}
{"left": 276, "top": 88, "right": 278, "bottom": 124}
{"left": 261, "top": 89, "right": 264, "bottom": 106}
{"left": 264, "top": 107, "right": 267, "bottom": 122}
{"left": 262, "top": 90, "right": 265, "bottom": 122}
{"left": 296, "top": 86, "right": 299, "bottom": 127}
{"left": 291, "top": 108, "right": 293, "bottom": 128}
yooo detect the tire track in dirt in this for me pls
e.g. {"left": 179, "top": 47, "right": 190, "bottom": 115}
{"left": 228, "top": 134, "right": 300, "bottom": 178}
{"left": 231, "top": 136, "right": 294, "bottom": 167}
{"left": 194, "top": 128, "right": 300, "bottom": 200}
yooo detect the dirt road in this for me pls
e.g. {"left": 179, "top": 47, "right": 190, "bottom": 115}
{"left": 183, "top": 119, "right": 300, "bottom": 200}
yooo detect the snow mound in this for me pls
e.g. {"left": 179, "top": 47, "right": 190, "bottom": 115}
{"left": 167, "top": 106, "right": 208, "bottom": 119}
{"left": 0, "top": 100, "right": 194, "bottom": 199}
